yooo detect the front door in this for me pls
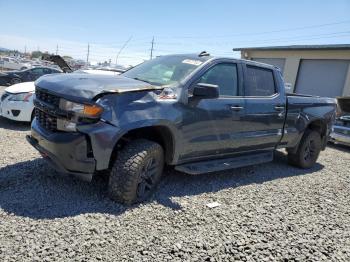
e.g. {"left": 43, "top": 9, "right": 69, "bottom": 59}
{"left": 180, "top": 62, "right": 246, "bottom": 162}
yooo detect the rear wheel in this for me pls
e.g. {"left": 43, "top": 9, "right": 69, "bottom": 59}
{"left": 288, "top": 129, "right": 322, "bottom": 168}
{"left": 10, "top": 78, "right": 21, "bottom": 85}
{"left": 108, "top": 139, "right": 164, "bottom": 205}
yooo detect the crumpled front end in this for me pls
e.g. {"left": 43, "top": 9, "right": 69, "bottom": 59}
{"left": 27, "top": 86, "right": 122, "bottom": 181}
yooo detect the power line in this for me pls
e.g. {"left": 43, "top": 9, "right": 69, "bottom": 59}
{"left": 231, "top": 31, "right": 350, "bottom": 47}
{"left": 152, "top": 20, "right": 350, "bottom": 39}
{"left": 154, "top": 30, "right": 350, "bottom": 49}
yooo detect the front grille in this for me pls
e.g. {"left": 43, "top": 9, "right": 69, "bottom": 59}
{"left": 35, "top": 108, "right": 58, "bottom": 132}
{"left": 1, "top": 92, "right": 10, "bottom": 101}
{"left": 36, "top": 89, "right": 60, "bottom": 107}
{"left": 35, "top": 88, "right": 61, "bottom": 132}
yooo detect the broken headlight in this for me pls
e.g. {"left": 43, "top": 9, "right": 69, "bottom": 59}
{"left": 57, "top": 98, "right": 104, "bottom": 131}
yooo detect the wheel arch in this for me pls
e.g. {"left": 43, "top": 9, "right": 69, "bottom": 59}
{"left": 109, "top": 125, "right": 177, "bottom": 168}
{"left": 307, "top": 119, "right": 327, "bottom": 138}
{"left": 288, "top": 118, "right": 328, "bottom": 154}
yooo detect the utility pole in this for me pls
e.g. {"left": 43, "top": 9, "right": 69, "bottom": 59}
{"left": 56, "top": 44, "right": 58, "bottom": 55}
{"left": 115, "top": 36, "right": 132, "bottom": 65}
{"left": 86, "top": 43, "right": 90, "bottom": 65}
{"left": 150, "top": 36, "right": 154, "bottom": 60}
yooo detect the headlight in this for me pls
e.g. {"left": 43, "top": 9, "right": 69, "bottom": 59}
{"left": 8, "top": 92, "right": 33, "bottom": 102}
{"left": 59, "top": 98, "right": 103, "bottom": 118}
{"left": 57, "top": 98, "right": 104, "bottom": 132}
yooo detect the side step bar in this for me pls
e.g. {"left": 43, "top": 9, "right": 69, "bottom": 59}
{"left": 175, "top": 151, "right": 273, "bottom": 175}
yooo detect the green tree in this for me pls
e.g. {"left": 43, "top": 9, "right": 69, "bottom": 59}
{"left": 31, "top": 51, "right": 43, "bottom": 58}
{"left": 62, "top": 55, "right": 73, "bottom": 60}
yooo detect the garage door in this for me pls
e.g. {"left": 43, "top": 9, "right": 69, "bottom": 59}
{"left": 252, "top": 58, "right": 286, "bottom": 73}
{"left": 295, "top": 59, "right": 349, "bottom": 98}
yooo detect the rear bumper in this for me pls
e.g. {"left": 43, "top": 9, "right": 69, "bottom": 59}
{"left": 330, "top": 125, "right": 350, "bottom": 146}
{"left": 27, "top": 120, "right": 96, "bottom": 181}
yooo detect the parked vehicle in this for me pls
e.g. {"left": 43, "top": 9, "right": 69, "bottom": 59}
{"left": 0, "top": 57, "right": 31, "bottom": 70}
{"left": 0, "top": 82, "right": 36, "bottom": 122}
{"left": 0, "top": 67, "right": 62, "bottom": 86}
{"left": 330, "top": 97, "right": 350, "bottom": 146}
{"left": 95, "top": 66, "right": 127, "bottom": 74}
{"left": 27, "top": 53, "right": 336, "bottom": 205}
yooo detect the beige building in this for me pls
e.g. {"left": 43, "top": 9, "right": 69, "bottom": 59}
{"left": 233, "top": 44, "right": 350, "bottom": 98}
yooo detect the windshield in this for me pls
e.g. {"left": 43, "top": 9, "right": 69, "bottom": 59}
{"left": 122, "top": 55, "right": 208, "bottom": 86}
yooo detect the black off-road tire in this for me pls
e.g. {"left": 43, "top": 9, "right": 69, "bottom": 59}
{"left": 108, "top": 139, "right": 164, "bottom": 205}
{"left": 288, "top": 129, "right": 322, "bottom": 168}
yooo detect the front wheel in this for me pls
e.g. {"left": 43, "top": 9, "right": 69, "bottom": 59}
{"left": 108, "top": 139, "right": 164, "bottom": 205}
{"left": 288, "top": 130, "right": 322, "bottom": 168}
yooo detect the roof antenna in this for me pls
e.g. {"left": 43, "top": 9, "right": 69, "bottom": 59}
{"left": 198, "top": 51, "right": 210, "bottom": 57}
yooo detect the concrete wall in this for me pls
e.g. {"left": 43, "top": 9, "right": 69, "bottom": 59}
{"left": 241, "top": 49, "right": 350, "bottom": 96}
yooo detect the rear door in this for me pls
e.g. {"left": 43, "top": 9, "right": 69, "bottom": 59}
{"left": 240, "top": 63, "right": 286, "bottom": 150}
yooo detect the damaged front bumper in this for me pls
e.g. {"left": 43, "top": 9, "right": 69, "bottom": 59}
{"left": 27, "top": 119, "right": 96, "bottom": 181}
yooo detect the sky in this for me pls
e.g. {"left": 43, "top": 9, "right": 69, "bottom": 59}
{"left": 0, "top": 0, "right": 350, "bottom": 66}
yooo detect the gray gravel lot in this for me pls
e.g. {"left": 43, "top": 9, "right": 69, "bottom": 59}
{"left": 0, "top": 107, "right": 350, "bottom": 261}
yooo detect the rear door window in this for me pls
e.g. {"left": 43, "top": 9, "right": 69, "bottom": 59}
{"left": 245, "top": 65, "right": 276, "bottom": 96}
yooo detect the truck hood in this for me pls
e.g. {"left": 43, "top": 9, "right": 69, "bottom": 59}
{"left": 35, "top": 73, "right": 163, "bottom": 101}
{"left": 337, "top": 97, "right": 350, "bottom": 114}
{"left": 5, "top": 81, "right": 35, "bottom": 93}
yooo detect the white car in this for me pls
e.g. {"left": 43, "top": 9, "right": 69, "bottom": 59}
{"left": 0, "top": 68, "right": 124, "bottom": 122}
{"left": 0, "top": 57, "right": 31, "bottom": 70}
{"left": 0, "top": 81, "right": 35, "bottom": 122}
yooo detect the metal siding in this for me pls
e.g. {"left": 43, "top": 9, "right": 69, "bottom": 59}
{"left": 295, "top": 59, "right": 349, "bottom": 98}
{"left": 252, "top": 58, "right": 286, "bottom": 72}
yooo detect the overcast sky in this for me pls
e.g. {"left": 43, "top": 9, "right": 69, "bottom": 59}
{"left": 1, "top": 0, "right": 350, "bottom": 66}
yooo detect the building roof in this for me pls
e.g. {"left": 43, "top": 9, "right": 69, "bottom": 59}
{"left": 232, "top": 44, "right": 350, "bottom": 51}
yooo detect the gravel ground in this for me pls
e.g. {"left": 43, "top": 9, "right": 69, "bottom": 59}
{"left": 0, "top": 114, "right": 350, "bottom": 261}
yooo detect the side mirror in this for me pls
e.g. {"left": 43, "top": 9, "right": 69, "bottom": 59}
{"left": 192, "top": 83, "right": 219, "bottom": 98}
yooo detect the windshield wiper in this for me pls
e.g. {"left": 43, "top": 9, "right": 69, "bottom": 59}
{"left": 132, "top": 77, "right": 153, "bottom": 85}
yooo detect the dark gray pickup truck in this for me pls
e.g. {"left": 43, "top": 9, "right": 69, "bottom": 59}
{"left": 27, "top": 52, "right": 336, "bottom": 204}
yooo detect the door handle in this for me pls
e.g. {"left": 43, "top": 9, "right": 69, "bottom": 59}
{"left": 274, "top": 105, "right": 285, "bottom": 111}
{"left": 230, "top": 105, "right": 244, "bottom": 111}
